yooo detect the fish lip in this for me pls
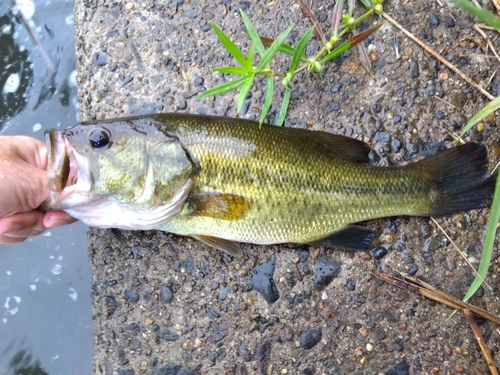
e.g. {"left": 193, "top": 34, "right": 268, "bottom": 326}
{"left": 41, "top": 130, "right": 92, "bottom": 211}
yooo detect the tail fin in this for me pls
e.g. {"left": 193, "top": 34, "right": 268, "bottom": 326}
{"left": 414, "top": 143, "right": 496, "bottom": 216}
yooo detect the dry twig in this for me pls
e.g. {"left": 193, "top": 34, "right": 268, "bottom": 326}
{"left": 464, "top": 308, "right": 499, "bottom": 375}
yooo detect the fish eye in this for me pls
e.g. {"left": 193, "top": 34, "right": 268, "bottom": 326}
{"left": 89, "top": 128, "right": 111, "bottom": 149}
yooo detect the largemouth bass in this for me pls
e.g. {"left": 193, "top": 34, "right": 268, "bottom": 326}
{"left": 41, "top": 114, "right": 495, "bottom": 256}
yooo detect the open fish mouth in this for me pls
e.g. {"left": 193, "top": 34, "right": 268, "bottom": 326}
{"left": 40, "top": 129, "right": 92, "bottom": 210}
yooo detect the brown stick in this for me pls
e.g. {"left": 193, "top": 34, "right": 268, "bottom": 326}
{"left": 463, "top": 308, "right": 499, "bottom": 375}
{"left": 374, "top": 271, "right": 500, "bottom": 325}
{"left": 382, "top": 12, "right": 495, "bottom": 101}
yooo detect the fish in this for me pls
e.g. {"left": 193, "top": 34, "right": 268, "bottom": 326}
{"left": 41, "top": 113, "right": 496, "bottom": 257}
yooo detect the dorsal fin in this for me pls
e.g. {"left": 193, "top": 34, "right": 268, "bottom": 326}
{"left": 302, "top": 130, "right": 371, "bottom": 164}
{"left": 187, "top": 193, "right": 252, "bottom": 220}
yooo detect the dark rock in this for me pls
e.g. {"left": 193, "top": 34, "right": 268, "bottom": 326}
{"left": 183, "top": 256, "right": 195, "bottom": 273}
{"left": 257, "top": 338, "right": 272, "bottom": 374}
{"left": 326, "top": 101, "right": 340, "bottom": 113}
{"left": 313, "top": 257, "right": 341, "bottom": 290}
{"left": 330, "top": 83, "right": 343, "bottom": 93}
{"left": 385, "top": 359, "right": 410, "bottom": 375}
{"left": 300, "top": 327, "right": 322, "bottom": 349}
{"left": 156, "top": 363, "right": 196, "bottom": 375}
{"left": 424, "top": 238, "right": 442, "bottom": 252}
{"left": 118, "top": 370, "right": 134, "bottom": 375}
{"left": 429, "top": 13, "right": 440, "bottom": 27}
{"left": 370, "top": 246, "right": 388, "bottom": 260}
{"left": 396, "top": 88, "right": 405, "bottom": 97}
{"left": 407, "top": 264, "right": 419, "bottom": 276}
{"left": 160, "top": 285, "right": 173, "bottom": 303}
{"left": 239, "top": 343, "right": 252, "bottom": 362}
{"left": 161, "top": 330, "right": 179, "bottom": 342}
{"left": 193, "top": 76, "right": 204, "bottom": 86}
{"left": 346, "top": 280, "right": 356, "bottom": 291}
{"left": 374, "top": 131, "right": 390, "bottom": 144}
{"left": 250, "top": 260, "right": 280, "bottom": 304}
{"left": 297, "top": 247, "right": 310, "bottom": 262}
{"left": 408, "top": 143, "right": 418, "bottom": 154}
{"left": 125, "top": 323, "right": 140, "bottom": 334}
{"left": 104, "top": 296, "right": 118, "bottom": 316}
{"left": 183, "top": 9, "right": 197, "bottom": 18}
{"left": 212, "top": 325, "right": 228, "bottom": 342}
{"left": 391, "top": 138, "right": 403, "bottom": 153}
{"left": 218, "top": 286, "right": 231, "bottom": 301}
{"left": 348, "top": 76, "right": 357, "bottom": 85}
{"left": 409, "top": 60, "right": 419, "bottom": 78}
{"left": 444, "top": 16, "right": 455, "bottom": 28}
{"left": 92, "top": 51, "right": 108, "bottom": 66}
{"left": 372, "top": 103, "right": 382, "bottom": 113}
{"left": 124, "top": 289, "right": 139, "bottom": 303}
{"left": 435, "top": 110, "right": 445, "bottom": 120}
{"left": 207, "top": 308, "right": 220, "bottom": 318}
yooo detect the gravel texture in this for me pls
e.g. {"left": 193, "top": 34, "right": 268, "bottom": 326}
{"left": 74, "top": 0, "right": 500, "bottom": 373}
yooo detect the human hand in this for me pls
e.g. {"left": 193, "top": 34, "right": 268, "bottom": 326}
{"left": 0, "top": 136, "right": 77, "bottom": 244}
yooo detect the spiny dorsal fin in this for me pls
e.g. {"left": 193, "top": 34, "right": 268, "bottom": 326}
{"left": 193, "top": 235, "right": 243, "bottom": 258}
{"left": 309, "top": 225, "right": 376, "bottom": 251}
{"left": 187, "top": 193, "right": 252, "bottom": 220}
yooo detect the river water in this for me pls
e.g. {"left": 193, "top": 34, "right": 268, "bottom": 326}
{"left": 0, "top": 1, "right": 93, "bottom": 374}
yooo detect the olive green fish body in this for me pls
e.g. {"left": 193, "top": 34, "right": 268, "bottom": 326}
{"left": 43, "top": 114, "right": 495, "bottom": 254}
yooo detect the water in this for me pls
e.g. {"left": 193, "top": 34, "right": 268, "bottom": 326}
{"left": 0, "top": 1, "right": 93, "bottom": 374}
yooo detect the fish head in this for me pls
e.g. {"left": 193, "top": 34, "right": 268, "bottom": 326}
{"left": 41, "top": 120, "right": 199, "bottom": 229}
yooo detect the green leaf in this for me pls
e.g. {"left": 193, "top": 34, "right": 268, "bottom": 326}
{"left": 460, "top": 95, "right": 500, "bottom": 137}
{"left": 257, "top": 25, "right": 293, "bottom": 72}
{"left": 259, "top": 76, "right": 274, "bottom": 126}
{"left": 451, "top": 0, "right": 500, "bottom": 29}
{"left": 277, "top": 89, "right": 291, "bottom": 126}
{"left": 260, "top": 36, "right": 308, "bottom": 61}
{"left": 462, "top": 175, "right": 500, "bottom": 303}
{"left": 237, "top": 74, "right": 255, "bottom": 113}
{"left": 240, "top": 11, "right": 266, "bottom": 57}
{"left": 290, "top": 26, "right": 314, "bottom": 73}
{"left": 197, "top": 76, "right": 247, "bottom": 100}
{"left": 248, "top": 44, "right": 255, "bottom": 69}
{"left": 210, "top": 21, "right": 249, "bottom": 68}
{"left": 320, "top": 22, "right": 383, "bottom": 64}
{"left": 212, "top": 67, "right": 250, "bottom": 75}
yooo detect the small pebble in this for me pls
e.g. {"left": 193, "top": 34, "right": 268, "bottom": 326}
{"left": 300, "top": 327, "right": 322, "bottom": 349}
{"left": 124, "top": 289, "right": 139, "bottom": 303}
{"left": 429, "top": 13, "right": 440, "bottom": 27}
{"left": 194, "top": 338, "right": 202, "bottom": 348}
{"left": 444, "top": 16, "right": 456, "bottom": 28}
{"left": 359, "top": 327, "right": 368, "bottom": 338}
{"left": 370, "top": 246, "right": 388, "bottom": 260}
{"left": 476, "top": 122, "right": 485, "bottom": 132}
{"left": 366, "top": 343, "right": 373, "bottom": 352}
{"left": 409, "top": 60, "right": 419, "bottom": 78}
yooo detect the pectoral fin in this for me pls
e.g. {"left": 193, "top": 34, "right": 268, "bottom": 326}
{"left": 187, "top": 193, "right": 251, "bottom": 220}
{"left": 309, "top": 225, "right": 375, "bottom": 252}
{"left": 193, "top": 235, "right": 243, "bottom": 258}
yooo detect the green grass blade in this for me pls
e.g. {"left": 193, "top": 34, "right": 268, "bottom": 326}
{"left": 197, "top": 76, "right": 247, "bottom": 99}
{"left": 240, "top": 11, "right": 266, "bottom": 57}
{"left": 462, "top": 176, "right": 500, "bottom": 302}
{"left": 260, "top": 36, "right": 308, "bottom": 61}
{"left": 320, "top": 22, "right": 383, "bottom": 64}
{"left": 212, "top": 67, "right": 250, "bottom": 75}
{"left": 257, "top": 25, "right": 293, "bottom": 72}
{"left": 451, "top": 0, "right": 500, "bottom": 29}
{"left": 259, "top": 76, "right": 274, "bottom": 126}
{"left": 210, "top": 21, "right": 249, "bottom": 68}
{"left": 460, "top": 95, "right": 500, "bottom": 137}
{"left": 248, "top": 44, "right": 255, "bottom": 68}
{"left": 290, "top": 26, "right": 314, "bottom": 73}
{"left": 277, "top": 89, "right": 291, "bottom": 126}
{"left": 237, "top": 74, "right": 255, "bottom": 113}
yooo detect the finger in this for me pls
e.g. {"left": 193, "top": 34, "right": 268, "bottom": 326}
{"left": 6, "top": 136, "right": 48, "bottom": 169}
{"left": 43, "top": 211, "right": 77, "bottom": 228}
{"left": 0, "top": 212, "right": 46, "bottom": 239}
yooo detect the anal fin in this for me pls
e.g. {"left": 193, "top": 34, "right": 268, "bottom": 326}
{"left": 309, "top": 225, "right": 375, "bottom": 252}
{"left": 193, "top": 234, "right": 243, "bottom": 258}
